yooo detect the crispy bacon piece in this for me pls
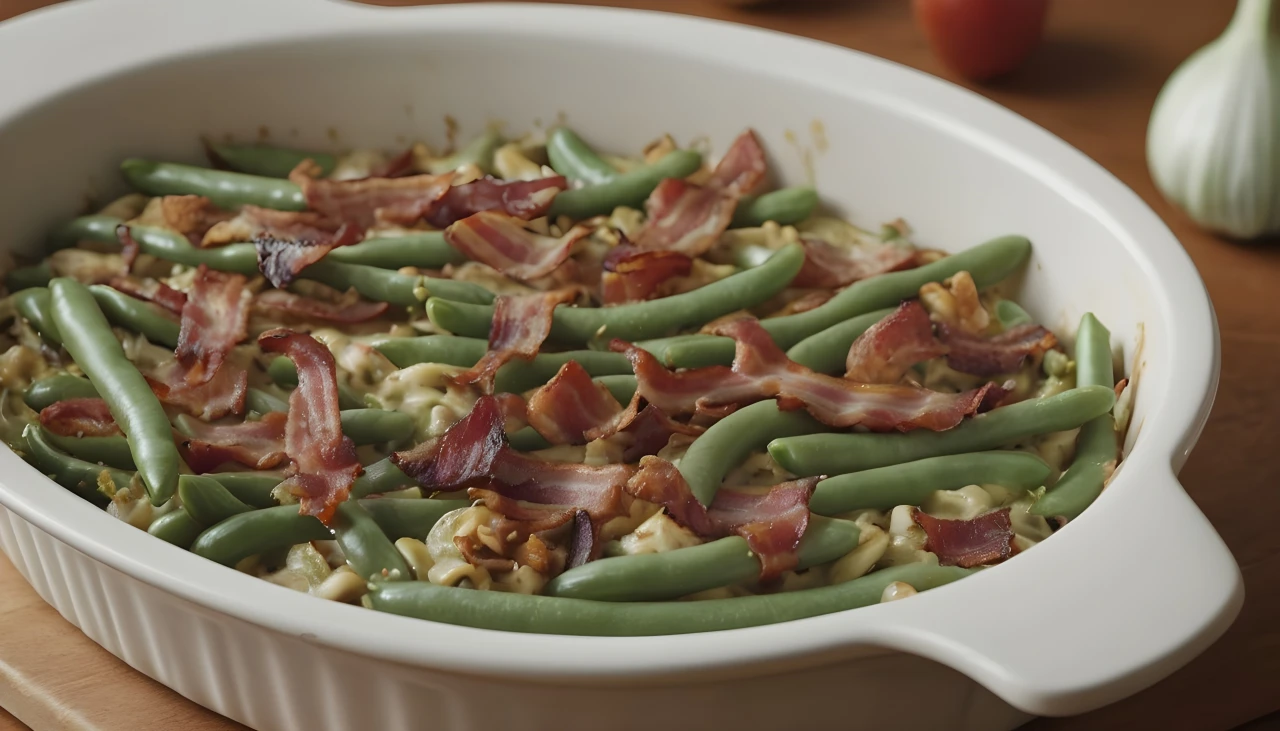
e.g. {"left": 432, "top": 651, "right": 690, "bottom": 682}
{"left": 177, "top": 412, "right": 288, "bottom": 473}
{"left": 625, "top": 457, "right": 817, "bottom": 579}
{"left": 792, "top": 237, "right": 918, "bottom": 289}
{"left": 392, "top": 395, "right": 507, "bottom": 491}
{"left": 707, "top": 129, "right": 768, "bottom": 194}
{"left": 453, "top": 289, "right": 577, "bottom": 393}
{"left": 147, "top": 358, "right": 248, "bottom": 421}
{"left": 526, "top": 361, "right": 627, "bottom": 445}
{"left": 253, "top": 290, "right": 388, "bottom": 323}
{"left": 444, "top": 211, "right": 590, "bottom": 282}
{"left": 258, "top": 329, "right": 361, "bottom": 524}
{"left": 175, "top": 266, "right": 250, "bottom": 385}
{"left": 632, "top": 178, "right": 738, "bottom": 257}
{"left": 599, "top": 245, "right": 693, "bottom": 304}
{"left": 939, "top": 322, "right": 1059, "bottom": 377}
{"left": 845, "top": 301, "right": 948, "bottom": 383}
{"left": 290, "top": 162, "right": 455, "bottom": 230}
{"left": 108, "top": 276, "right": 188, "bottom": 316}
{"left": 612, "top": 339, "right": 755, "bottom": 415}
{"left": 619, "top": 404, "right": 704, "bottom": 461}
{"left": 116, "top": 225, "right": 140, "bottom": 272}
{"left": 39, "top": 398, "right": 121, "bottom": 437}
{"left": 425, "top": 175, "right": 567, "bottom": 229}
{"left": 913, "top": 507, "right": 1015, "bottom": 568}
{"left": 253, "top": 222, "right": 362, "bottom": 289}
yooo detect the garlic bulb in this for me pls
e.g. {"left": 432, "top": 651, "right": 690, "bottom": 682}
{"left": 1147, "top": 0, "right": 1280, "bottom": 239}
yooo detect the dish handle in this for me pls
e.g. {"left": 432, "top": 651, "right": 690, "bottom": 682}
{"left": 874, "top": 466, "right": 1243, "bottom": 716}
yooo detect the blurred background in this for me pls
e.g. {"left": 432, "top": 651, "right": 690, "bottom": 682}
{"left": 0, "top": 1, "right": 1275, "bottom": 730}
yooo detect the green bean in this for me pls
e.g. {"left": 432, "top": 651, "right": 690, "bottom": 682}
{"left": 296, "top": 260, "right": 424, "bottom": 308}
{"left": 191, "top": 498, "right": 468, "bottom": 567}
{"left": 265, "top": 357, "right": 366, "bottom": 410}
{"left": 206, "top": 142, "right": 336, "bottom": 179}
{"left": 374, "top": 336, "right": 634, "bottom": 394}
{"left": 368, "top": 562, "right": 970, "bottom": 636}
{"left": 45, "top": 432, "right": 134, "bottom": 469}
{"left": 20, "top": 425, "right": 118, "bottom": 505}
{"left": 632, "top": 333, "right": 736, "bottom": 370}
{"left": 679, "top": 400, "right": 826, "bottom": 506}
{"left": 49, "top": 278, "right": 180, "bottom": 504}
{"left": 147, "top": 509, "right": 203, "bottom": 548}
{"left": 332, "top": 500, "right": 412, "bottom": 581}
{"left": 428, "top": 242, "right": 805, "bottom": 345}
{"left": 785, "top": 307, "right": 898, "bottom": 373}
{"left": 120, "top": 159, "right": 306, "bottom": 211}
{"left": 811, "top": 451, "right": 1054, "bottom": 515}
{"left": 547, "top": 150, "right": 703, "bottom": 221}
{"left": 1033, "top": 313, "right": 1118, "bottom": 520}
{"left": 770, "top": 385, "right": 1117, "bottom": 476}
{"left": 126, "top": 225, "right": 260, "bottom": 275}
{"left": 730, "top": 187, "right": 819, "bottom": 228}
{"left": 177, "top": 474, "right": 252, "bottom": 526}
{"left": 995, "top": 300, "right": 1034, "bottom": 329}
{"left": 49, "top": 215, "right": 121, "bottom": 247}
{"left": 11, "top": 287, "right": 61, "bottom": 345}
{"left": 350, "top": 458, "right": 412, "bottom": 498}
{"left": 244, "top": 387, "right": 289, "bottom": 415}
{"left": 544, "top": 516, "right": 859, "bottom": 602}
{"left": 546, "top": 127, "right": 618, "bottom": 185}
{"left": 24, "top": 374, "right": 98, "bottom": 411}
{"left": 172, "top": 410, "right": 410, "bottom": 446}
{"left": 88, "top": 284, "right": 180, "bottom": 348}
{"left": 6, "top": 263, "right": 53, "bottom": 291}
{"left": 648, "top": 235, "right": 1032, "bottom": 366}
{"left": 428, "top": 130, "right": 504, "bottom": 175}
{"left": 204, "top": 471, "right": 282, "bottom": 508}
{"left": 372, "top": 335, "right": 488, "bottom": 369}
{"left": 595, "top": 374, "right": 637, "bottom": 405}
{"left": 326, "top": 232, "right": 466, "bottom": 269}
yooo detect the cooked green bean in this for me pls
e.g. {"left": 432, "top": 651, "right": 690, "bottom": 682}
{"left": 350, "top": 458, "right": 412, "bottom": 498}
{"left": 372, "top": 335, "right": 488, "bottom": 369}
{"left": 191, "top": 498, "right": 468, "bottom": 567}
{"left": 204, "top": 471, "right": 282, "bottom": 508}
{"left": 244, "top": 387, "right": 289, "bottom": 415}
{"left": 332, "top": 500, "right": 412, "bottom": 582}
{"left": 300, "top": 260, "right": 451, "bottom": 308}
{"left": 429, "top": 130, "right": 504, "bottom": 175}
{"left": 265, "top": 358, "right": 366, "bottom": 410}
{"left": 177, "top": 474, "right": 252, "bottom": 526}
{"left": 427, "top": 242, "right": 805, "bottom": 345}
{"left": 23, "top": 374, "right": 98, "bottom": 411}
{"left": 633, "top": 333, "right": 733, "bottom": 369}
{"left": 206, "top": 142, "right": 336, "bottom": 179}
{"left": 547, "top": 150, "right": 703, "bottom": 221}
{"left": 785, "top": 307, "right": 898, "bottom": 373}
{"left": 730, "top": 187, "right": 819, "bottom": 228}
{"left": 88, "top": 284, "right": 180, "bottom": 348}
{"left": 1033, "top": 313, "right": 1118, "bottom": 520}
{"left": 544, "top": 516, "right": 859, "bottom": 602}
{"left": 594, "top": 374, "right": 637, "bottom": 405}
{"left": 49, "top": 278, "right": 180, "bottom": 504}
{"left": 368, "top": 562, "right": 970, "bottom": 636}
{"left": 147, "top": 509, "right": 203, "bottom": 548}
{"left": 811, "top": 451, "right": 1054, "bottom": 515}
{"left": 6, "top": 263, "right": 52, "bottom": 291}
{"left": 173, "top": 409, "right": 410, "bottom": 446}
{"left": 49, "top": 215, "right": 121, "bottom": 247}
{"left": 546, "top": 127, "right": 618, "bottom": 185}
{"left": 126, "top": 225, "right": 261, "bottom": 275}
{"left": 45, "top": 432, "right": 134, "bottom": 469}
{"left": 770, "top": 385, "right": 1117, "bottom": 476}
{"left": 11, "top": 287, "right": 61, "bottom": 345}
{"left": 326, "top": 232, "right": 466, "bottom": 269}
{"left": 120, "top": 159, "right": 306, "bottom": 211}
{"left": 995, "top": 300, "right": 1034, "bottom": 329}
{"left": 679, "top": 400, "right": 825, "bottom": 506}
{"left": 20, "top": 425, "right": 118, "bottom": 505}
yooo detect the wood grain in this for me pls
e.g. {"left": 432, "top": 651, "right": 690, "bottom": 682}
{"left": 0, "top": 0, "right": 1276, "bottom": 729}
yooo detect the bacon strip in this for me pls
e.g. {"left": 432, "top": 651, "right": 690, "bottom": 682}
{"left": 444, "top": 211, "right": 589, "bottom": 282}
{"left": 177, "top": 412, "right": 288, "bottom": 473}
{"left": 253, "top": 290, "right": 389, "bottom": 323}
{"left": 291, "top": 163, "right": 455, "bottom": 230}
{"left": 913, "top": 507, "right": 1015, "bottom": 568}
{"left": 626, "top": 457, "right": 817, "bottom": 579}
{"left": 108, "top": 276, "right": 188, "bottom": 316}
{"left": 792, "top": 237, "right": 918, "bottom": 289}
{"left": 147, "top": 357, "right": 248, "bottom": 421}
{"left": 845, "top": 301, "right": 948, "bottom": 383}
{"left": 258, "top": 329, "right": 361, "bottom": 524}
{"left": 616, "top": 318, "right": 1006, "bottom": 432}
{"left": 939, "top": 322, "right": 1059, "bottom": 377}
{"left": 453, "top": 289, "right": 577, "bottom": 393}
{"left": 707, "top": 129, "right": 768, "bottom": 194}
{"left": 39, "top": 399, "right": 121, "bottom": 437}
{"left": 175, "top": 266, "right": 250, "bottom": 385}
{"left": 526, "top": 361, "right": 627, "bottom": 445}
{"left": 599, "top": 245, "right": 693, "bottom": 304}
{"left": 632, "top": 178, "right": 737, "bottom": 257}
{"left": 619, "top": 404, "right": 704, "bottom": 462}
{"left": 425, "top": 175, "right": 567, "bottom": 229}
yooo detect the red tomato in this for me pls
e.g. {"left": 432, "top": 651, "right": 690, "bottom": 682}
{"left": 913, "top": 0, "right": 1050, "bottom": 81}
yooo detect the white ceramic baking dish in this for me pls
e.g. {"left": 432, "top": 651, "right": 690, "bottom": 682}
{"left": 0, "top": 1, "right": 1242, "bottom": 729}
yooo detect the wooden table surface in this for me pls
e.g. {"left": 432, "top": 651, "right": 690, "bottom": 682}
{"left": 1, "top": 0, "right": 1277, "bottom": 729}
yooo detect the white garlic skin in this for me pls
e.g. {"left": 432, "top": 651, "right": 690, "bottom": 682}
{"left": 1147, "top": 0, "right": 1280, "bottom": 239}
